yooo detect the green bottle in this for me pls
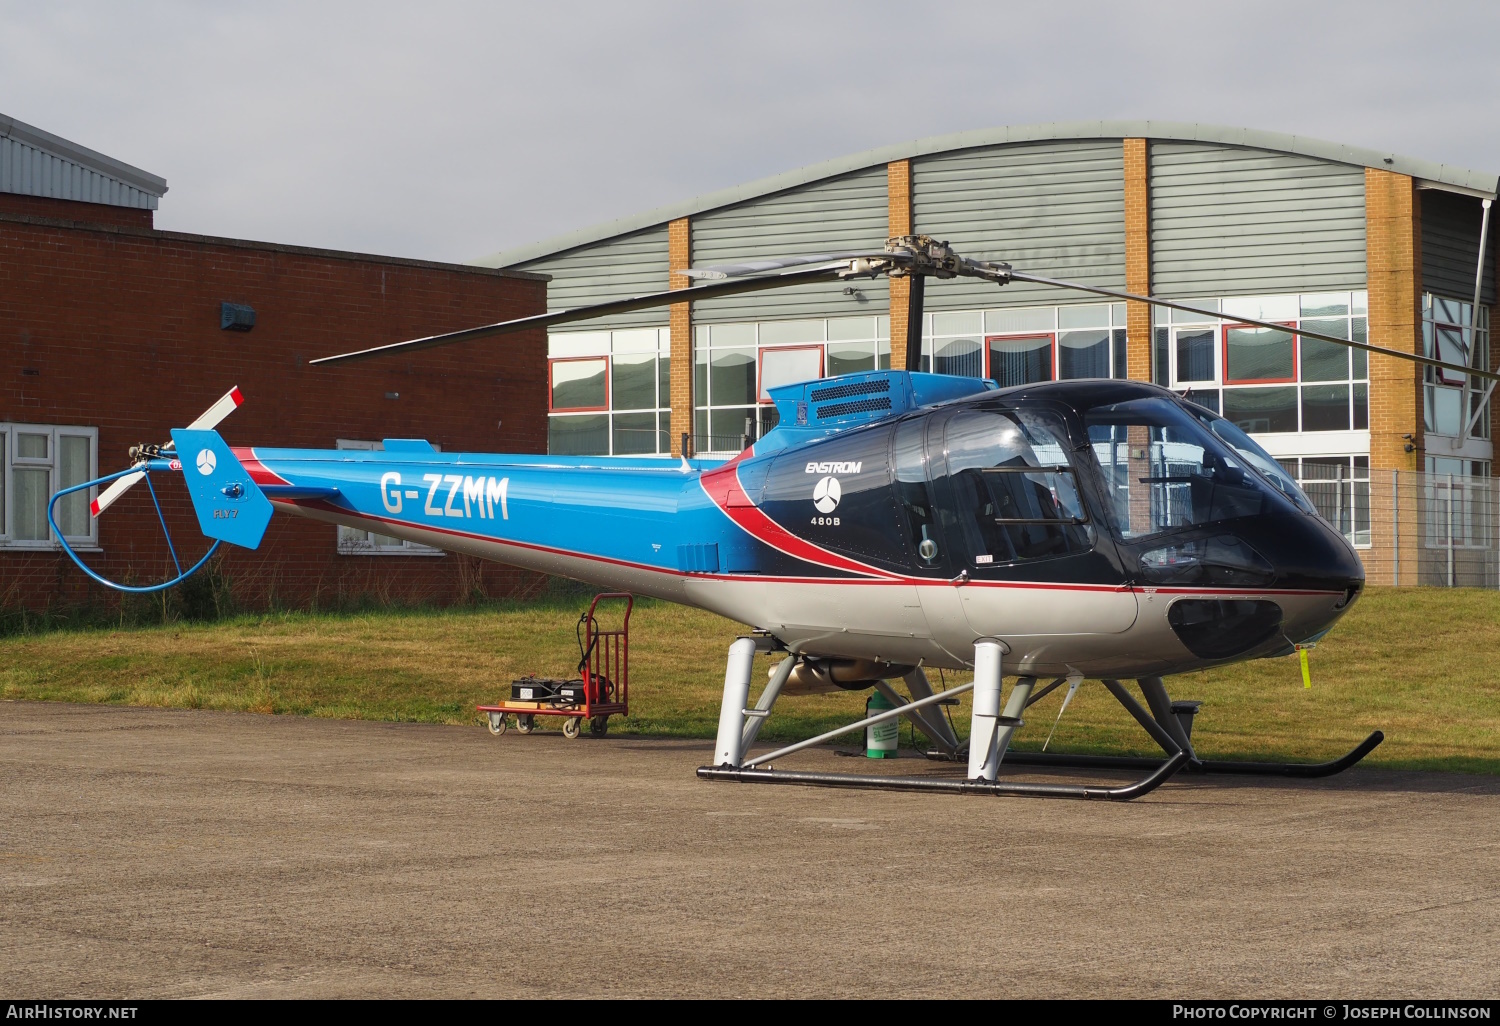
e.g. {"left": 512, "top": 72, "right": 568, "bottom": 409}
{"left": 866, "top": 689, "right": 898, "bottom": 759}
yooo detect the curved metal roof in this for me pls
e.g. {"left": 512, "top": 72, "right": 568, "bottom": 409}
{"left": 477, "top": 120, "right": 1500, "bottom": 269}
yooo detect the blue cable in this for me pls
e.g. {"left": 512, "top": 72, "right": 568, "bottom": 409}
{"left": 142, "top": 470, "right": 182, "bottom": 577}
{"left": 47, "top": 465, "right": 221, "bottom": 594}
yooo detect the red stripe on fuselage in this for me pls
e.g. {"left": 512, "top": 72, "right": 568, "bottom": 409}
{"left": 698, "top": 455, "right": 899, "bottom": 580}
{"left": 234, "top": 448, "right": 292, "bottom": 487}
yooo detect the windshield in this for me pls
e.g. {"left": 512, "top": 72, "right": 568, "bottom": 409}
{"left": 1188, "top": 408, "right": 1316, "bottom": 513}
{"left": 1084, "top": 396, "right": 1311, "bottom": 540}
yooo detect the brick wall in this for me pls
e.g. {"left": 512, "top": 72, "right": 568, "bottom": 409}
{"left": 1364, "top": 169, "right": 1423, "bottom": 583}
{"left": 0, "top": 193, "right": 154, "bottom": 230}
{"left": 0, "top": 205, "right": 550, "bottom": 613}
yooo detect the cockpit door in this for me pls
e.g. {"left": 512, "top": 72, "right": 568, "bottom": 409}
{"left": 925, "top": 406, "right": 1138, "bottom": 639}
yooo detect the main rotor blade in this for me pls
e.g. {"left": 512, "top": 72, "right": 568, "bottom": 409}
{"left": 683, "top": 252, "right": 894, "bottom": 279}
{"left": 309, "top": 265, "right": 844, "bottom": 365}
{"left": 1008, "top": 271, "right": 1500, "bottom": 384}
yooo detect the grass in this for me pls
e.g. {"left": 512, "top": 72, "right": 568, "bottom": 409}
{"left": 2, "top": 587, "right": 1499, "bottom": 773}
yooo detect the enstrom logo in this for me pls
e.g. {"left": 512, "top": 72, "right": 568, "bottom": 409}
{"left": 813, "top": 475, "right": 841, "bottom": 513}
{"left": 196, "top": 449, "right": 217, "bottom": 476}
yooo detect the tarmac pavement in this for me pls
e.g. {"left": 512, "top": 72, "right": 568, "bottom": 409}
{"left": 2, "top": 701, "right": 1498, "bottom": 998}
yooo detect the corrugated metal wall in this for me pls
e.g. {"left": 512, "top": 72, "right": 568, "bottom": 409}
{"left": 516, "top": 226, "right": 670, "bottom": 330}
{"left": 689, "top": 166, "right": 890, "bottom": 324}
{"left": 911, "top": 140, "right": 1125, "bottom": 310}
{"left": 1421, "top": 189, "right": 1495, "bottom": 305}
{"left": 1149, "top": 142, "right": 1366, "bottom": 297}
{"left": 0, "top": 136, "right": 159, "bottom": 210}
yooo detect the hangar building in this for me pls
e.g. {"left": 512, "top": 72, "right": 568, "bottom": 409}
{"left": 482, "top": 122, "right": 1500, "bottom": 586}
{"left": 1, "top": 113, "right": 549, "bottom": 615}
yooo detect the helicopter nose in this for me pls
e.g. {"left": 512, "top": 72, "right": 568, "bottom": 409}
{"left": 1160, "top": 513, "right": 1364, "bottom": 662}
{"left": 1256, "top": 511, "right": 1365, "bottom": 645}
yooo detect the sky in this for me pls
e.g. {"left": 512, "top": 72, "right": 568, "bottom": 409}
{"left": 3, "top": 1, "right": 1498, "bottom": 265}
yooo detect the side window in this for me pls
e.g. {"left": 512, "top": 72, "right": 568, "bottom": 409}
{"left": 941, "top": 409, "right": 1092, "bottom": 566}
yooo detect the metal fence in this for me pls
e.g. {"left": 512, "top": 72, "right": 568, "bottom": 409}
{"left": 1301, "top": 465, "right": 1500, "bottom": 588}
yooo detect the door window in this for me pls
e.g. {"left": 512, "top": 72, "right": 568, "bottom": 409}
{"left": 940, "top": 409, "right": 1091, "bottom": 565}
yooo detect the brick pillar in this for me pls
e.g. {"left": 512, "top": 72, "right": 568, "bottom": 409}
{"left": 1123, "top": 139, "right": 1153, "bottom": 382}
{"left": 887, "top": 159, "right": 913, "bottom": 369}
{"left": 1365, "top": 169, "right": 1424, "bottom": 584}
{"left": 668, "top": 217, "right": 692, "bottom": 457}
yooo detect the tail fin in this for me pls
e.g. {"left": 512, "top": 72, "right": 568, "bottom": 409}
{"left": 169, "top": 428, "right": 274, "bottom": 549}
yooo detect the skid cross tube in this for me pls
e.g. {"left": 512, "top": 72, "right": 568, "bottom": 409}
{"left": 737, "top": 681, "right": 975, "bottom": 769}
{"left": 697, "top": 751, "right": 1192, "bottom": 801}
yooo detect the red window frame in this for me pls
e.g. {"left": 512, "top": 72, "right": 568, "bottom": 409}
{"left": 548, "top": 355, "right": 611, "bottom": 413}
{"left": 984, "top": 333, "right": 1056, "bottom": 383}
{"left": 1221, "top": 322, "right": 1298, "bottom": 385}
{"left": 756, "top": 345, "right": 825, "bottom": 404}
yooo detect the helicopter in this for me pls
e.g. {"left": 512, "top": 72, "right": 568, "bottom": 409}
{"left": 56, "top": 235, "right": 1494, "bottom": 800}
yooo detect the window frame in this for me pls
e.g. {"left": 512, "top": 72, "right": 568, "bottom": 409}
{"left": 984, "top": 332, "right": 1056, "bottom": 385}
{"left": 1221, "top": 321, "right": 1299, "bottom": 386}
{"left": 757, "top": 344, "right": 825, "bottom": 404}
{"left": 0, "top": 422, "right": 99, "bottom": 549}
{"left": 548, "top": 355, "right": 611, "bottom": 413}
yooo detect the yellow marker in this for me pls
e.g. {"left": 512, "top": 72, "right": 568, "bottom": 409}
{"left": 1298, "top": 647, "right": 1312, "bottom": 689}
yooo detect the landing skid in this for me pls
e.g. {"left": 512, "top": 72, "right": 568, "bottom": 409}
{"left": 697, "top": 751, "right": 1190, "bottom": 801}
{"left": 697, "top": 636, "right": 1191, "bottom": 801}
{"left": 697, "top": 637, "right": 1384, "bottom": 798}
{"left": 1000, "top": 731, "right": 1384, "bottom": 779}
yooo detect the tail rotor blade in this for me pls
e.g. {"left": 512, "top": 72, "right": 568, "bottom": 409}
{"left": 92, "top": 386, "right": 244, "bottom": 518}
{"left": 90, "top": 468, "right": 145, "bottom": 518}
{"left": 186, "top": 386, "right": 244, "bottom": 431}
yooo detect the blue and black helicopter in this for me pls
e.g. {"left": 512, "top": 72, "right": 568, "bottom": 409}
{"left": 59, "top": 237, "right": 1488, "bottom": 799}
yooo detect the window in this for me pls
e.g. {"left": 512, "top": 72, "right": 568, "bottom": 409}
{"left": 758, "top": 346, "right": 823, "bottom": 402}
{"left": 1422, "top": 295, "right": 1490, "bottom": 439}
{"left": 335, "top": 440, "right": 442, "bottom": 556}
{"left": 1155, "top": 293, "right": 1369, "bottom": 438}
{"left": 1279, "top": 456, "right": 1371, "bottom": 547}
{"left": 550, "top": 357, "right": 609, "bottom": 412}
{"left": 694, "top": 316, "right": 890, "bottom": 453}
{"left": 549, "top": 328, "right": 673, "bottom": 456}
{"left": 924, "top": 303, "right": 1129, "bottom": 386}
{"left": 987, "top": 334, "right": 1053, "bottom": 386}
{"left": 1223, "top": 324, "right": 1296, "bottom": 384}
{"left": 0, "top": 424, "right": 97, "bottom": 549}
{"left": 941, "top": 409, "right": 1092, "bottom": 564}
{"left": 1424, "top": 457, "right": 1492, "bottom": 550}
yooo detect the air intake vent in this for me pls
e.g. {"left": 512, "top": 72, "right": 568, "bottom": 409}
{"left": 817, "top": 397, "right": 892, "bottom": 419}
{"left": 809, "top": 378, "right": 890, "bottom": 403}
